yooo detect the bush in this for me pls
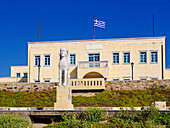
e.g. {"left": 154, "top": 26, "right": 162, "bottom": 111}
{"left": 118, "top": 106, "right": 159, "bottom": 122}
{"left": 81, "top": 107, "right": 105, "bottom": 122}
{"left": 46, "top": 107, "right": 168, "bottom": 128}
{"left": 0, "top": 114, "right": 32, "bottom": 128}
{"left": 142, "top": 106, "right": 159, "bottom": 121}
{"left": 61, "top": 112, "right": 75, "bottom": 122}
{"left": 155, "top": 113, "right": 170, "bottom": 126}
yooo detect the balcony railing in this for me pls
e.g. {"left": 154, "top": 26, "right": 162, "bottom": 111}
{"left": 78, "top": 61, "right": 109, "bottom": 68}
{"left": 70, "top": 78, "right": 105, "bottom": 90}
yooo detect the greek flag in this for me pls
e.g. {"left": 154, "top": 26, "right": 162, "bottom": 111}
{"left": 94, "top": 19, "right": 106, "bottom": 29}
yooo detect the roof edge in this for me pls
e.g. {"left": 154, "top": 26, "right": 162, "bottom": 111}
{"left": 28, "top": 36, "right": 166, "bottom": 44}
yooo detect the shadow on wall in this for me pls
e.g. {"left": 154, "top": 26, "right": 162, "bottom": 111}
{"left": 70, "top": 67, "right": 77, "bottom": 79}
{"left": 19, "top": 77, "right": 28, "bottom": 82}
{"left": 83, "top": 72, "right": 104, "bottom": 78}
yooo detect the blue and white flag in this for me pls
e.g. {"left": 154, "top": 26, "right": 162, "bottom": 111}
{"left": 94, "top": 19, "right": 106, "bottom": 29}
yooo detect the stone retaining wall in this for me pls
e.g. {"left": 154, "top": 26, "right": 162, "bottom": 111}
{"left": 105, "top": 79, "right": 170, "bottom": 90}
{"left": 0, "top": 79, "right": 170, "bottom": 92}
{"left": 0, "top": 82, "right": 58, "bottom": 92}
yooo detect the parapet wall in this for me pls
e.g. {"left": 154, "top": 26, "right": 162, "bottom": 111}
{"left": 0, "top": 79, "right": 170, "bottom": 92}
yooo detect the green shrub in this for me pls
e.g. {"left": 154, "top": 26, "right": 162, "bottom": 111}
{"left": 155, "top": 113, "right": 170, "bottom": 125}
{"left": 0, "top": 114, "right": 32, "bottom": 128}
{"left": 46, "top": 107, "right": 169, "bottom": 128}
{"left": 81, "top": 107, "right": 105, "bottom": 122}
{"left": 118, "top": 106, "right": 159, "bottom": 122}
{"left": 141, "top": 106, "right": 159, "bottom": 121}
{"left": 61, "top": 112, "right": 75, "bottom": 122}
{"left": 48, "top": 118, "right": 92, "bottom": 128}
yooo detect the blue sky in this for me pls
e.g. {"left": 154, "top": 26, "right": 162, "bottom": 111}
{"left": 0, "top": 0, "right": 170, "bottom": 77}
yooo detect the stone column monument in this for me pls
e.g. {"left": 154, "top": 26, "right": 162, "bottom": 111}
{"left": 54, "top": 48, "right": 74, "bottom": 110}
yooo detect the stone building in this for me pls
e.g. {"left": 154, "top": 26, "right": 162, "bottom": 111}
{"left": 2, "top": 36, "right": 170, "bottom": 83}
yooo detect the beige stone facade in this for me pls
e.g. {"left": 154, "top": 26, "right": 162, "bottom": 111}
{"left": 7, "top": 36, "right": 170, "bottom": 83}
{"left": 11, "top": 66, "right": 28, "bottom": 77}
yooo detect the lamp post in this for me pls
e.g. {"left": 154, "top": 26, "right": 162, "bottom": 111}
{"left": 38, "top": 64, "right": 41, "bottom": 82}
{"left": 131, "top": 62, "right": 134, "bottom": 80}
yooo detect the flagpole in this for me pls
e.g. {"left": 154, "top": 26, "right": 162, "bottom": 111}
{"left": 153, "top": 14, "right": 154, "bottom": 37}
{"left": 37, "top": 20, "right": 39, "bottom": 42}
{"left": 93, "top": 18, "right": 95, "bottom": 40}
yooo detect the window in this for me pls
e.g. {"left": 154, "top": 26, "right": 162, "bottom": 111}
{"left": 113, "top": 53, "right": 119, "bottom": 64}
{"left": 88, "top": 53, "right": 100, "bottom": 67}
{"left": 70, "top": 54, "right": 76, "bottom": 65}
{"left": 140, "top": 77, "right": 147, "bottom": 80}
{"left": 88, "top": 54, "right": 100, "bottom": 61}
{"left": 123, "top": 53, "right": 130, "bottom": 64}
{"left": 151, "top": 77, "right": 158, "bottom": 80}
{"left": 44, "top": 55, "right": 50, "bottom": 66}
{"left": 16, "top": 73, "right": 20, "bottom": 77}
{"left": 23, "top": 73, "right": 27, "bottom": 78}
{"left": 140, "top": 52, "right": 147, "bottom": 63}
{"left": 151, "top": 52, "right": 158, "bottom": 63}
{"left": 123, "top": 78, "right": 130, "bottom": 81}
{"left": 44, "top": 79, "right": 50, "bottom": 82}
{"left": 34, "top": 80, "right": 40, "bottom": 82}
{"left": 35, "top": 55, "right": 40, "bottom": 66}
{"left": 113, "top": 78, "right": 120, "bottom": 81}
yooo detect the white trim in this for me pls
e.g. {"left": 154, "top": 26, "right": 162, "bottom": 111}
{"left": 112, "top": 51, "right": 120, "bottom": 53}
{"left": 139, "top": 50, "right": 147, "bottom": 52}
{"left": 28, "top": 37, "right": 166, "bottom": 45}
{"left": 150, "top": 50, "right": 158, "bottom": 52}
{"left": 87, "top": 52, "right": 100, "bottom": 54}
{"left": 33, "top": 54, "right": 41, "bottom": 56}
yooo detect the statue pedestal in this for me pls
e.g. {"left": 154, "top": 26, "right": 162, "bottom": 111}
{"left": 54, "top": 86, "right": 74, "bottom": 110}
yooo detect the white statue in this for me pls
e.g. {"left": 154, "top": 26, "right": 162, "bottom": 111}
{"left": 58, "top": 48, "right": 70, "bottom": 86}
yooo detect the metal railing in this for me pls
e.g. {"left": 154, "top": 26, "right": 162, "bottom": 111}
{"left": 78, "top": 61, "right": 108, "bottom": 68}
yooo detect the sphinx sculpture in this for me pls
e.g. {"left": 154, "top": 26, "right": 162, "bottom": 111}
{"left": 54, "top": 48, "right": 74, "bottom": 110}
{"left": 58, "top": 48, "right": 70, "bottom": 86}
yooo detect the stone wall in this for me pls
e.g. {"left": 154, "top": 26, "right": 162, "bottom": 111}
{"left": 105, "top": 79, "right": 170, "bottom": 90}
{"left": 0, "top": 82, "right": 58, "bottom": 92}
{"left": 0, "top": 79, "right": 170, "bottom": 92}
